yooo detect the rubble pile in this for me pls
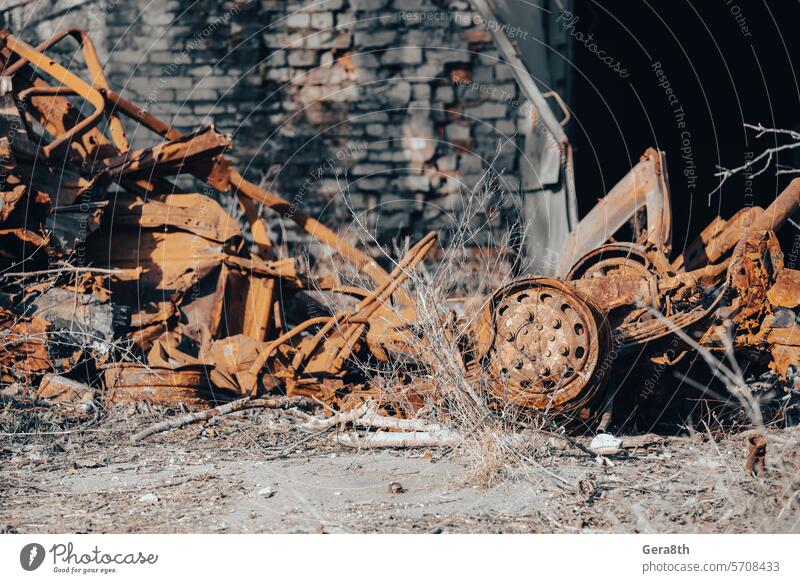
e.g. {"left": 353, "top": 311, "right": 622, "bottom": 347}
{"left": 1, "top": 28, "right": 798, "bottom": 433}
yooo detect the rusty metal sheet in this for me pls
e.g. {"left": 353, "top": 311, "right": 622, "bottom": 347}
{"left": 0, "top": 309, "right": 51, "bottom": 384}
{"left": 109, "top": 192, "right": 242, "bottom": 244}
{"left": 88, "top": 230, "right": 224, "bottom": 294}
{"left": 102, "top": 363, "right": 236, "bottom": 408}
{"left": 727, "top": 230, "right": 784, "bottom": 326}
{"left": 767, "top": 268, "right": 800, "bottom": 309}
{"left": 200, "top": 334, "right": 263, "bottom": 395}
{"left": 766, "top": 327, "right": 800, "bottom": 377}
{"left": 556, "top": 148, "right": 672, "bottom": 277}
{"left": 673, "top": 206, "right": 764, "bottom": 272}
{"left": 36, "top": 373, "right": 94, "bottom": 414}
{"left": 101, "top": 125, "right": 231, "bottom": 179}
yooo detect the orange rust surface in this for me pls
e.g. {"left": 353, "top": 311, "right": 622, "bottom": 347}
{"left": 0, "top": 27, "right": 798, "bottom": 422}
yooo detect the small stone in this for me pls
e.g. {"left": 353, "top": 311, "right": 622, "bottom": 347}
{"left": 590, "top": 433, "right": 622, "bottom": 455}
{"left": 446, "top": 123, "right": 470, "bottom": 141}
{"left": 388, "top": 481, "right": 404, "bottom": 494}
{"left": 73, "top": 458, "right": 105, "bottom": 469}
{"left": 138, "top": 493, "right": 159, "bottom": 503}
{"left": 464, "top": 102, "right": 507, "bottom": 120}
{"left": 257, "top": 487, "right": 276, "bottom": 498}
{"left": 435, "top": 86, "right": 455, "bottom": 103}
{"left": 319, "top": 51, "right": 335, "bottom": 68}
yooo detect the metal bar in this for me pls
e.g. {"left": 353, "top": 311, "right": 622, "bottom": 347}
{"left": 470, "top": 0, "right": 568, "bottom": 144}
{"left": 750, "top": 177, "right": 800, "bottom": 233}
{"left": 17, "top": 85, "right": 105, "bottom": 159}
{"left": 102, "top": 85, "right": 410, "bottom": 304}
{"left": 470, "top": 0, "right": 577, "bottom": 230}
{"left": 1, "top": 32, "right": 107, "bottom": 159}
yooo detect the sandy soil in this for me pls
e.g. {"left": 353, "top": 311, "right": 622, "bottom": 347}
{"left": 2, "top": 408, "right": 799, "bottom": 533}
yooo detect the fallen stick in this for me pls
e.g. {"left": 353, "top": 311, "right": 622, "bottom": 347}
{"left": 302, "top": 402, "right": 450, "bottom": 434}
{"left": 1, "top": 264, "right": 136, "bottom": 278}
{"left": 0, "top": 394, "right": 69, "bottom": 408}
{"left": 358, "top": 410, "right": 450, "bottom": 433}
{"left": 334, "top": 430, "right": 463, "bottom": 449}
{"left": 301, "top": 403, "right": 372, "bottom": 430}
{"left": 620, "top": 433, "right": 663, "bottom": 449}
{"left": 131, "top": 396, "right": 311, "bottom": 442}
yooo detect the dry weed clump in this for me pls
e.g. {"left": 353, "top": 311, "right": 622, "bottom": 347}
{"left": 304, "top": 167, "right": 560, "bottom": 483}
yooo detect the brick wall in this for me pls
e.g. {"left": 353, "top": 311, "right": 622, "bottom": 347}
{"left": 2, "top": 0, "right": 568, "bottom": 252}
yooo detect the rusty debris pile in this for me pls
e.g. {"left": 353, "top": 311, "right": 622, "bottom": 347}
{"left": 1, "top": 28, "right": 799, "bottom": 434}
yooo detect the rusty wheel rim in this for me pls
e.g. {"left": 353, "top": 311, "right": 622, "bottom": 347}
{"left": 566, "top": 242, "right": 668, "bottom": 281}
{"left": 480, "top": 278, "right": 610, "bottom": 413}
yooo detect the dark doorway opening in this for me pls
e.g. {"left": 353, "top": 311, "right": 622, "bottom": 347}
{"left": 568, "top": 1, "right": 800, "bottom": 257}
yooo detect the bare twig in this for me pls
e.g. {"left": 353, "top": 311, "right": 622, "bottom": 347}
{"left": 334, "top": 430, "right": 463, "bottom": 449}
{"left": 300, "top": 402, "right": 374, "bottom": 431}
{"left": 643, "top": 305, "right": 764, "bottom": 427}
{"left": 130, "top": 396, "right": 313, "bottom": 442}
{"left": 1, "top": 264, "right": 136, "bottom": 278}
{"left": 710, "top": 122, "right": 800, "bottom": 202}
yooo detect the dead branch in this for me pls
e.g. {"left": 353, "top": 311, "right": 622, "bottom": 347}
{"left": 1, "top": 264, "right": 136, "bottom": 278}
{"left": 620, "top": 434, "right": 663, "bottom": 449}
{"left": 301, "top": 402, "right": 373, "bottom": 430}
{"left": 130, "top": 396, "right": 313, "bottom": 442}
{"left": 709, "top": 122, "right": 800, "bottom": 202}
{"left": 334, "top": 430, "right": 464, "bottom": 448}
{"left": 358, "top": 410, "right": 450, "bottom": 433}
{"left": 301, "top": 401, "right": 455, "bottom": 436}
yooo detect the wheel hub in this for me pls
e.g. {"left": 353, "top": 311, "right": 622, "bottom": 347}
{"left": 476, "top": 277, "right": 610, "bottom": 414}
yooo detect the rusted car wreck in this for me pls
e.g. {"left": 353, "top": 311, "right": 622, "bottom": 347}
{"left": 1, "top": 28, "right": 798, "bottom": 435}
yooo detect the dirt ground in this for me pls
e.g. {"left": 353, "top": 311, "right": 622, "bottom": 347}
{"left": 1, "top": 407, "right": 799, "bottom": 533}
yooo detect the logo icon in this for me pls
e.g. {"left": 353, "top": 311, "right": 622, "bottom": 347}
{"left": 20, "top": 543, "right": 46, "bottom": 571}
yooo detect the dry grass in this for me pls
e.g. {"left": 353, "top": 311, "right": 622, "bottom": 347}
{"left": 303, "top": 161, "right": 562, "bottom": 486}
